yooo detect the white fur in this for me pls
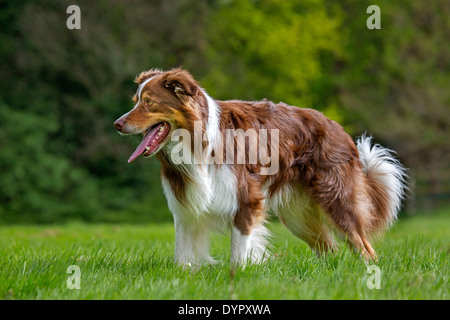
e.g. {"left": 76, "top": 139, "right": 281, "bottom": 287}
{"left": 267, "top": 182, "right": 335, "bottom": 252}
{"left": 161, "top": 158, "right": 240, "bottom": 267}
{"left": 172, "top": 213, "right": 217, "bottom": 266}
{"left": 161, "top": 91, "right": 243, "bottom": 267}
{"left": 161, "top": 89, "right": 275, "bottom": 267}
{"left": 231, "top": 225, "right": 271, "bottom": 266}
{"left": 356, "top": 134, "right": 408, "bottom": 226}
{"left": 263, "top": 182, "right": 293, "bottom": 211}
{"left": 203, "top": 90, "right": 221, "bottom": 153}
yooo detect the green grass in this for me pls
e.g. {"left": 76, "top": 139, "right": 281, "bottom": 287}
{"left": 0, "top": 210, "right": 448, "bottom": 300}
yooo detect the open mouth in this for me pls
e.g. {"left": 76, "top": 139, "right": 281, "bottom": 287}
{"left": 128, "top": 122, "right": 171, "bottom": 163}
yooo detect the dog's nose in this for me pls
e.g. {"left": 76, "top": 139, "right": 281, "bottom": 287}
{"left": 114, "top": 118, "right": 124, "bottom": 132}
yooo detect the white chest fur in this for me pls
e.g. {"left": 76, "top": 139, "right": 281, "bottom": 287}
{"left": 161, "top": 163, "right": 239, "bottom": 222}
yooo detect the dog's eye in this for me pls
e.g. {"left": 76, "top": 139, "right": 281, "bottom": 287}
{"left": 145, "top": 99, "right": 154, "bottom": 105}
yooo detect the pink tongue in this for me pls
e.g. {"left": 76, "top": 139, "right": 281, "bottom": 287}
{"left": 128, "top": 124, "right": 162, "bottom": 163}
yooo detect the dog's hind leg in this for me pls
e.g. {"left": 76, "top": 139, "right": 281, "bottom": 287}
{"left": 308, "top": 163, "right": 381, "bottom": 261}
{"left": 338, "top": 228, "right": 377, "bottom": 262}
{"left": 274, "top": 187, "right": 337, "bottom": 256}
{"left": 319, "top": 188, "right": 378, "bottom": 261}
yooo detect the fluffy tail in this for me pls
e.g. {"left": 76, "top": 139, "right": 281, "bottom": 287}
{"left": 356, "top": 135, "right": 408, "bottom": 232}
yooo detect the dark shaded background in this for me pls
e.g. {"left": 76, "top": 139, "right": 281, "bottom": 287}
{"left": 0, "top": 0, "right": 448, "bottom": 223}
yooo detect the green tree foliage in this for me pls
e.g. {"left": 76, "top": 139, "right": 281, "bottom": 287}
{"left": 0, "top": 102, "right": 100, "bottom": 223}
{"left": 0, "top": 0, "right": 211, "bottom": 222}
{"left": 203, "top": 0, "right": 343, "bottom": 116}
{"left": 334, "top": 0, "right": 450, "bottom": 207}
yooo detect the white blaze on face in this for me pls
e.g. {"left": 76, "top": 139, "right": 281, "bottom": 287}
{"left": 133, "top": 76, "right": 155, "bottom": 109}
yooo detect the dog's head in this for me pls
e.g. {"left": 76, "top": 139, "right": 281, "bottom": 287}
{"left": 114, "top": 68, "right": 205, "bottom": 162}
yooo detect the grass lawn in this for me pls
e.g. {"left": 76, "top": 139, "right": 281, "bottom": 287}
{"left": 0, "top": 209, "right": 448, "bottom": 300}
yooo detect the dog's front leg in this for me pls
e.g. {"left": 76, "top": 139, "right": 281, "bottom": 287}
{"left": 230, "top": 223, "right": 270, "bottom": 268}
{"left": 173, "top": 216, "right": 215, "bottom": 268}
{"left": 230, "top": 225, "right": 252, "bottom": 267}
{"left": 230, "top": 175, "right": 270, "bottom": 268}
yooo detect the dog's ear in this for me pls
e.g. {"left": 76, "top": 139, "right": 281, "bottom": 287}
{"left": 134, "top": 69, "right": 163, "bottom": 85}
{"left": 163, "top": 68, "right": 198, "bottom": 98}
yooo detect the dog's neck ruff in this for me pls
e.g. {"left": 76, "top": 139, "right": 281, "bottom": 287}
{"left": 200, "top": 91, "right": 223, "bottom": 210}
{"left": 202, "top": 89, "right": 221, "bottom": 156}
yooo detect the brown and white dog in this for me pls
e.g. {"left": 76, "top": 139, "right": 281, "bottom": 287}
{"left": 114, "top": 68, "right": 407, "bottom": 267}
